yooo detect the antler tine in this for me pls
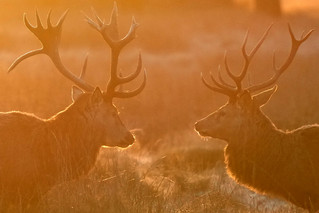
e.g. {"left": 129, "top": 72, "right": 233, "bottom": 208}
{"left": 247, "top": 24, "right": 313, "bottom": 93}
{"left": 109, "top": 2, "right": 119, "bottom": 40}
{"left": 113, "top": 69, "right": 147, "bottom": 98}
{"left": 272, "top": 51, "right": 278, "bottom": 71}
{"left": 8, "top": 49, "right": 43, "bottom": 72}
{"left": 85, "top": 11, "right": 99, "bottom": 28}
{"left": 224, "top": 52, "right": 242, "bottom": 90}
{"left": 218, "top": 67, "right": 236, "bottom": 89}
{"left": 91, "top": 7, "right": 104, "bottom": 28}
{"left": 56, "top": 9, "right": 69, "bottom": 28}
{"left": 238, "top": 30, "right": 252, "bottom": 82}
{"left": 80, "top": 54, "right": 89, "bottom": 79}
{"left": 118, "top": 16, "right": 139, "bottom": 49}
{"left": 9, "top": 10, "right": 94, "bottom": 92}
{"left": 210, "top": 70, "right": 236, "bottom": 92}
{"left": 300, "top": 29, "right": 314, "bottom": 42}
{"left": 85, "top": 4, "right": 145, "bottom": 100}
{"left": 239, "top": 25, "right": 272, "bottom": 86}
{"left": 47, "top": 9, "right": 52, "bottom": 28}
{"left": 35, "top": 9, "right": 44, "bottom": 29}
{"left": 201, "top": 73, "right": 235, "bottom": 97}
{"left": 116, "top": 53, "right": 142, "bottom": 84}
{"left": 222, "top": 25, "right": 272, "bottom": 93}
{"left": 8, "top": 13, "right": 44, "bottom": 72}
{"left": 105, "top": 52, "right": 144, "bottom": 99}
{"left": 85, "top": 3, "right": 120, "bottom": 48}
{"left": 243, "top": 24, "right": 272, "bottom": 63}
{"left": 23, "top": 13, "right": 37, "bottom": 34}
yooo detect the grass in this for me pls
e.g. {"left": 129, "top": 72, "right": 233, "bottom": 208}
{"left": 0, "top": 1, "right": 317, "bottom": 212}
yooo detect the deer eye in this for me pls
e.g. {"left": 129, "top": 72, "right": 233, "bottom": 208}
{"left": 215, "top": 111, "right": 226, "bottom": 120}
{"left": 220, "top": 111, "right": 226, "bottom": 117}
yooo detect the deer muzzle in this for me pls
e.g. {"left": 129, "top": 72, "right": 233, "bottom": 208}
{"left": 194, "top": 120, "right": 210, "bottom": 137}
{"left": 118, "top": 132, "right": 135, "bottom": 148}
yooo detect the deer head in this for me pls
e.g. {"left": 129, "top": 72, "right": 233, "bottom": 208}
{"left": 9, "top": 4, "right": 146, "bottom": 148}
{"left": 195, "top": 25, "right": 313, "bottom": 141}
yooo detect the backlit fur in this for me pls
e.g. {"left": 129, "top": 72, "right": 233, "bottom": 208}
{"left": 195, "top": 88, "right": 319, "bottom": 211}
{"left": 0, "top": 88, "right": 134, "bottom": 208}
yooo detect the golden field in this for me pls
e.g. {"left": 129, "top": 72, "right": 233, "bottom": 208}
{"left": 0, "top": 0, "right": 319, "bottom": 212}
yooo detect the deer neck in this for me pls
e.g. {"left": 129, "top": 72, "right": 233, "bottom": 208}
{"left": 225, "top": 110, "right": 285, "bottom": 172}
{"left": 230, "top": 110, "right": 281, "bottom": 146}
{"left": 225, "top": 110, "right": 287, "bottom": 190}
{"left": 46, "top": 106, "right": 102, "bottom": 178}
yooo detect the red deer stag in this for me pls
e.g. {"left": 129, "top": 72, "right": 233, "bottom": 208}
{"left": 2, "top": 4, "right": 145, "bottom": 210}
{"left": 194, "top": 25, "right": 318, "bottom": 211}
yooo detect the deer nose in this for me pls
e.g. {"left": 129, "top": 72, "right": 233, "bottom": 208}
{"left": 195, "top": 121, "right": 210, "bottom": 136}
{"left": 124, "top": 133, "right": 135, "bottom": 144}
{"left": 194, "top": 121, "right": 201, "bottom": 131}
{"left": 118, "top": 133, "right": 135, "bottom": 148}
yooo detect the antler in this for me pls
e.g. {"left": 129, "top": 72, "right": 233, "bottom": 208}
{"left": 8, "top": 10, "right": 94, "bottom": 92}
{"left": 247, "top": 24, "right": 313, "bottom": 93}
{"left": 202, "top": 24, "right": 313, "bottom": 98}
{"left": 225, "top": 24, "right": 272, "bottom": 92}
{"left": 85, "top": 3, "right": 146, "bottom": 100}
{"left": 202, "top": 25, "right": 272, "bottom": 98}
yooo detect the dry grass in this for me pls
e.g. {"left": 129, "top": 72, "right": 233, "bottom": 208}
{"left": 0, "top": 0, "right": 318, "bottom": 212}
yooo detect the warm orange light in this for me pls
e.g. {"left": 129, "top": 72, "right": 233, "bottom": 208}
{"left": 283, "top": 0, "right": 319, "bottom": 13}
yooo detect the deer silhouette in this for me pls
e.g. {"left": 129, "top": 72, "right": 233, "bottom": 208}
{"left": 1, "top": 4, "right": 145, "bottom": 210}
{"left": 195, "top": 25, "right": 318, "bottom": 211}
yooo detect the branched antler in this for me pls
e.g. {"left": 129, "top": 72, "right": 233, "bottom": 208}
{"left": 85, "top": 2, "right": 146, "bottom": 100}
{"left": 9, "top": 3, "right": 146, "bottom": 100}
{"left": 9, "top": 10, "right": 94, "bottom": 92}
{"left": 202, "top": 24, "right": 313, "bottom": 99}
{"left": 247, "top": 24, "right": 313, "bottom": 93}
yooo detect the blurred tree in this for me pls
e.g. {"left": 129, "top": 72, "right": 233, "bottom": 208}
{"left": 180, "top": 0, "right": 234, "bottom": 7}
{"left": 255, "top": 0, "right": 281, "bottom": 16}
{"left": 118, "top": 0, "right": 235, "bottom": 10}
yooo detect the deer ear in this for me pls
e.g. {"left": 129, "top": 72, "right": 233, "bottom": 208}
{"left": 252, "top": 85, "right": 278, "bottom": 108}
{"left": 91, "top": 87, "right": 104, "bottom": 105}
{"left": 71, "top": 86, "right": 84, "bottom": 102}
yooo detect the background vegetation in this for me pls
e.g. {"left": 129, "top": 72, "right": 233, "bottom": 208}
{"left": 0, "top": 0, "right": 318, "bottom": 212}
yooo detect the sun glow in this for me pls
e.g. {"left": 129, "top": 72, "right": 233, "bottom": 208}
{"left": 1, "top": 0, "right": 319, "bottom": 212}
{"left": 283, "top": 0, "right": 319, "bottom": 13}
